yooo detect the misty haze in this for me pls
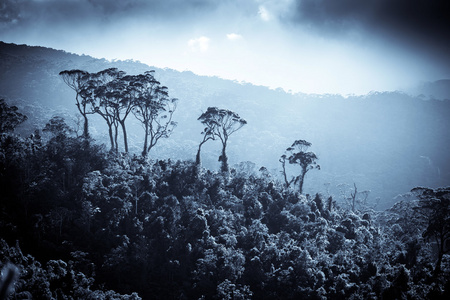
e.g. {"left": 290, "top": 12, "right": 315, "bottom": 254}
{"left": 1, "top": 1, "right": 450, "bottom": 299}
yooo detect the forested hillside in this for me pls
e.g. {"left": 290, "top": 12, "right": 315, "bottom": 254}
{"left": 0, "top": 98, "right": 449, "bottom": 299}
{"left": 1, "top": 42, "right": 450, "bottom": 209}
{"left": 2, "top": 41, "right": 450, "bottom": 209}
{"left": 0, "top": 41, "right": 450, "bottom": 299}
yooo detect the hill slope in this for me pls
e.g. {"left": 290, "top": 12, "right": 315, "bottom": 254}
{"left": 1, "top": 41, "right": 449, "bottom": 209}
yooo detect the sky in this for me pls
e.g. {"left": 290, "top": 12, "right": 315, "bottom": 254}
{"left": 1, "top": 0, "right": 449, "bottom": 95}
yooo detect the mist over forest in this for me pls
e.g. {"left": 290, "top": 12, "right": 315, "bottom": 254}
{"left": 1, "top": 42, "right": 449, "bottom": 209}
{"left": 1, "top": 41, "right": 450, "bottom": 299}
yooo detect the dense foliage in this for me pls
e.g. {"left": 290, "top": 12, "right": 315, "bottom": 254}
{"left": 1, "top": 101, "right": 449, "bottom": 299}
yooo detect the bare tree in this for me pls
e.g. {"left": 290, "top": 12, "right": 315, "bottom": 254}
{"left": 345, "top": 183, "right": 370, "bottom": 212}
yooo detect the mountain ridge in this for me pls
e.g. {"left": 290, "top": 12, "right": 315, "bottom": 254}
{"left": 3, "top": 41, "right": 449, "bottom": 99}
{"left": 1, "top": 41, "right": 449, "bottom": 209}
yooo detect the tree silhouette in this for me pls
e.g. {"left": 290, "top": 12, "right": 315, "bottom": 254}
{"left": 280, "top": 140, "right": 320, "bottom": 194}
{"left": 97, "top": 72, "right": 132, "bottom": 153}
{"left": 131, "top": 71, "right": 177, "bottom": 157}
{"left": 43, "top": 116, "right": 74, "bottom": 139}
{"left": 0, "top": 99, "right": 27, "bottom": 133}
{"left": 80, "top": 68, "right": 124, "bottom": 151}
{"left": 412, "top": 186, "right": 450, "bottom": 276}
{"left": 117, "top": 74, "right": 141, "bottom": 153}
{"left": 59, "top": 70, "right": 91, "bottom": 138}
{"left": 197, "top": 107, "right": 247, "bottom": 173}
{"left": 195, "top": 113, "right": 216, "bottom": 171}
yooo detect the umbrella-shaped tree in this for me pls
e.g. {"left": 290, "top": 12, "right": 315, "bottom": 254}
{"left": 197, "top": 107, "right": 247, "bottom": 173}
{"left": 280, "top": 140, "right": 320, "bottom": 194}
{"left": 59, "top": 70, "right": 91, "bottom": 138}
{"left": 132, "top": 71, "right": 178, "bottom": 157}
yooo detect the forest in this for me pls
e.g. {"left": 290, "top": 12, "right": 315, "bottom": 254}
{"left": 0, "top": 42, "right": 449, "bottom": 299}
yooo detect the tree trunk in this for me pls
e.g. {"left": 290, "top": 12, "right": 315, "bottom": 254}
{"left": 351, "top": 183, "right": 358, "bottom": 212}
{"left": 195, "top": 143, "right": 204, "bottom": 176}
{"left": 76, "top": 95, "right": 89, "bottom": 138}
{"left": 434, "top": 252, "right": 442, "bottom": 276}
{"left": 299, "top": 170, "right": 306, "bottom": 194}
{"left": 196, "top": 144, "right": 202, "bottom": 166}
{"left": 220, "top": 141, "right": 229, "bottom": 173}
{"left": 120, "top": 120, "right": 128, "bottom": 153}
{"left": 83, "top": 114, "right": 89, "bottom": 138}
{"left": 108, "top": 125, "right": 115, "bottom": 151}
{"left": 142, "top": 125, "right": 149, "bottom": 157}
{"left": 434, "top": 237, "right": 444, "bottom": 277}
{"left": 114, "top": 126, "right": 119, "bottom": 152}
{"left": 280, "top": 157, "right": 290, "bottom": 188}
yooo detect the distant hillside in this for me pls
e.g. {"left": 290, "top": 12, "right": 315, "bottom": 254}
{"left": 407, "top": 79, "right": 450, "bottom": 100}
{"left": 1, "top": 41, "right": 450, "bottom": 209}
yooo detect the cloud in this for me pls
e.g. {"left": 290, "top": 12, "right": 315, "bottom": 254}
{"left": 256, "top": 1, "right": 294, "bottom": 22}
{"left": 287, "top": 0, "right": 450, "bottom": 62}
{"left": 188, "top": 36, "right": 210, "bottom": 52}
{"left": 0, "top": 0, "right": 20, "bottom": 24}
{"left": 0, "top": 0, "right": 219, "bottom": 29}
{"left": 258, "top": 6, "right": 272, "bottom": 21}
{"left": 84, "top": 0, "right": 218, "bottom": 19}
{"left": 226, "top": 33, "right": 243, "bottom": 41}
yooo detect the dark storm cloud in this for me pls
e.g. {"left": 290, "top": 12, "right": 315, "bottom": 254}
{"left": 84, "top": 0, "right": 218, "bottom": 19}
{"left": 0, "top": 0, "right": 20, "bottom": 23}
{"left": 289, "top": 0, "right": 450, "bottom": 59}
{"left": 0, "top": 0, "right": 220, "bottom": 29}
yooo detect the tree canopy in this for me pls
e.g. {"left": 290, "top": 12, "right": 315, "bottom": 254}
{"left": 131, "top": 71, "right": 178, "bottom": 157}
{"left": 280, "top": 140, "right": 320, "bottom": 194}
{"left": 197, "top": 107, "right": 247, "bottom": 173}
{"left": 412, "top": 186, "right": 450, "bottom": 275}
{"left": 0, "top": 99, "right": 27, "bottom": 133}
{"left": 60, "top": 69, "right": 177, "bottom": 155}
{"left": 2, "top": 69, "right": 450, "bottom": 299}
{"left": 59, "top": 70, "right": 91, "bottom": 138}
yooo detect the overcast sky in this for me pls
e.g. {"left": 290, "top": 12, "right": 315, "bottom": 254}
{"left": 1, "top": 0, "right": 449, "bottom": 94}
